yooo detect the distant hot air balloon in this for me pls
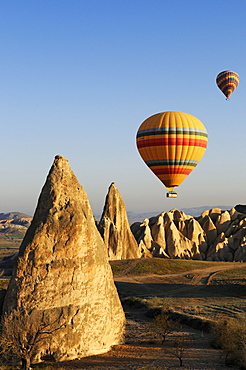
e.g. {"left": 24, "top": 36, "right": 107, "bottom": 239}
{"left": 216, "top": 70, "right": 240, "bottom": 100}
{"left": 136, "top": 111, "right": 208, "bottom": 197}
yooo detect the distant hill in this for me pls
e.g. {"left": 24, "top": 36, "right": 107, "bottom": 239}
{"left": 0, "top": 208, "right": 234, "bottom": 229}
{"left": 0, "top": 212, "right": 32, "bottom": 220}
{"left": 0, "top": 212, "right": 32, "bottom": 238}
{"left": 126, "top": 206, "right": 232, "bottom": 224}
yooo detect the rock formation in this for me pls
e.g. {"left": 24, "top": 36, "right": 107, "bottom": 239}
{"left": 235, "top": 204, "right": 246, "bottom": 214}
{"left": 0, "top": 216, "right": 32, "bottom": 237}
{"left": 164, "top": 212, "right": 202, "bottom": 260}
{"left": 2, "top": 155, "right": 125, "bottom": 363}
{"left": 131, "top": 207, "right": 246, "bottom": 261}
{"left": 97, "top": 182, "right": 145, "bottom": 259}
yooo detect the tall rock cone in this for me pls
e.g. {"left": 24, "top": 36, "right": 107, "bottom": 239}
{"left": 2, "top": 155, "right": 125, "bottom": 363}
{"left": 98, "top": 182, "right": 142, "bottom": 260}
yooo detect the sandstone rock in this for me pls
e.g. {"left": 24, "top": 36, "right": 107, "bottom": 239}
{"left": 130, "top": 222, "right": 142, "bottom": 243}
{"left": 239, "top": 218, "right": 246, "bottom": 227}
{"left": 129, "top": 206, "right": 246, "bottom": 261}
{"left": 229, "top": 207, "right": 240, "bottom": 221}
{"left": 196, "top": 213, "right": 208, "bottom": 229}
{"left": 131, "top": 217, "right": 167, "bottom": 258}
{"left": 171, "top": 209, "right": 192, "bottom": 222}
{"left": 234, "top": 242, "right": 246, "bottom": 261}
{"left": 197, "top": 235, "right": 206, "bottom": 259}
{"left": 229, "top": 228, "right": 246, "bottom": 259}
{"left": 201, "top": 215, "right": 217, "bottom": 246}
{"left": 137, "top": 219, "right": 154, "bottom": 256}
{"left": 149, "top": 214, "right": 165, "bottom": 247}
{"left": 98, "top": 183, "right": 142, "bottom": 260}
{"left": 167, "top": 209, "right": 192, "bottom": 233}
{"left": 2, "top": 155, "right": 125, "bottom": 363}
{"left": 138, "top": 241, "right": 153, "bottom": 258}
{"left": 149, "top": 214, "right": 169, "bottom": 258}
{"left": 200, "top": 209, "right": 210, "bottom": 218}
{"left": 209, "top": 208, "right": 222, "bottom": 224}
{"left": 235, "top": 204, "right": 246, "bottom": 214}
{"left": 177, "top": 220, "right": 189, "bottom": 238}
{"left": 187, "top": 218, "right": 208, "bottom": 255}
{"left": 215, "top": 211, "right": 231, "bottom": 235}
{"left": 164, "top": 217, "right": 201, "bottom": 260}
{"left": 187, "top": 218, "right": 204, "bottom": 240}
{"left": 207, "top": 233, "right": 233, "bottom": 261}
{"left": 129, "top": 221, "right": 152, "bottom": 258}
{"left": 163, "top": 211, "right": 173, "bottom": 225}
{"left": 224, "top": 218, "right": 240, "bottom": 238}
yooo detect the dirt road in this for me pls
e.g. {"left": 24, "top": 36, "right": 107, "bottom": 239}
{"left": 114, "top": 262, "right": 246, "bottom": 299}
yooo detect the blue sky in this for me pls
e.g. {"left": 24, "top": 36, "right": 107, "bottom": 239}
{"left": 0, "top": 0, "right": 246, "bottom": 217}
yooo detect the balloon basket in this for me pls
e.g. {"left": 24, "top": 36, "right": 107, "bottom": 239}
{"left": 166, "top": 192, "right": 178, "bottom": 198}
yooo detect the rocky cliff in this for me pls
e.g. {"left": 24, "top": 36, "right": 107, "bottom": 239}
{"left": 131, "top": 207, "right": 246, "bottom": 261}
{"left": 2, "top": 155, "right": 125, "bottom": 363}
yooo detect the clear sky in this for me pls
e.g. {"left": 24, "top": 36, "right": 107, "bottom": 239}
{"left": 0, "top": 0, "right": 246, "bottom": 217}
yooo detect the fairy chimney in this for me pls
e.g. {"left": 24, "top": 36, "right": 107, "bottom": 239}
{"left": 98, "top": 182, "right": 142, "bottom": 260}
{"left": 2, "top": 155, "right": 125, "bottom": 363}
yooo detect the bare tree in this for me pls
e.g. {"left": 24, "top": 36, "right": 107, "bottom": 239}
{"left": 150, "top": 312, "right": 178, "bottom": 344}
{"left": 0, "top": 307, "right": 65, "bottom": 370}
{"left": 169, "top": 335, "right": 189, "bottom": 367}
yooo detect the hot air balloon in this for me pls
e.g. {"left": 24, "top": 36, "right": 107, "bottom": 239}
{"left": 136, "top": 111, "right": 208, "bottom": 197}
{"left": 216, "top": 70, "right": 240, "bottom": 100}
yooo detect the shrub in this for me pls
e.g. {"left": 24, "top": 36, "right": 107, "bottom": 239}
{"left": 211, "top": 315, "right": 246, "bottom": 368}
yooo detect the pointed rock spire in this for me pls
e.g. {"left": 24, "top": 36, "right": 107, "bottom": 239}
{"left": 2, "top": 155, "right": 125, "bottom": 363}
{"left": 98, "top": 182, "right": 142, "bottom": 260}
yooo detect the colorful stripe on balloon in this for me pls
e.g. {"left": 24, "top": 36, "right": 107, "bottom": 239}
{"left": 137, "top": 127, "right": 208, "bottom": 137}
{"left": 145, "top": 159, "right": 198, "bottom": 167}
{"left": 136, "top": 111, "right": 208, "bottom": 190}
{"left": 216, "top": 71, "right": 240, "bottom": 99}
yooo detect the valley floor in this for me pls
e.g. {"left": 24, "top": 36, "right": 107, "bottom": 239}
{"left": 34, "top": 262, "right": 246, "bottom": 370}
{"left": 34, "top": 306, "right": 237, "bottom": 370}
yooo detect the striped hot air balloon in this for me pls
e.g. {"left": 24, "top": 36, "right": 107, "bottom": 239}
{"left": 216, "top": 70, "right": 240, "bottom": 100}
{"left": 136, "top": 111, "right": 208, "bottom": 197}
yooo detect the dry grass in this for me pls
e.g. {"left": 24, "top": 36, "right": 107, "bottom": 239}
{"left": 0, "top": 255, "right": 245, "bottom": 369}
{"left": 110, "top": 258, "right": 224, "bottom": 276}
{"left": 0, "top": 234, "right": 21, "bottom": 258}
{"left": 113, "top": 259, "right": 246, "bottom": 325}
{"left": 211, "top": 267, "right": 246, "bottom": 285}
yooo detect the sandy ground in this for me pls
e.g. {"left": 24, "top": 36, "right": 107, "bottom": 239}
{"left": 40, "top": 306, "right": 234, "bottom": 370}
{"left": 37, "top": 263, "right": 246, "bottom": 370}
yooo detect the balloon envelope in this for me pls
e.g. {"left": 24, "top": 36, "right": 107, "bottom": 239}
{"left": 216, "top": 70, "right": 240, "bottom": 100}
{"left": 136, "top": 111, "right": 208, "bottom": 191}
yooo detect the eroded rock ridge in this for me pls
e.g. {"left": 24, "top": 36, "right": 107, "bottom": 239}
{"left": 131, "top": 208, "right": 246, "bottom": 261}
